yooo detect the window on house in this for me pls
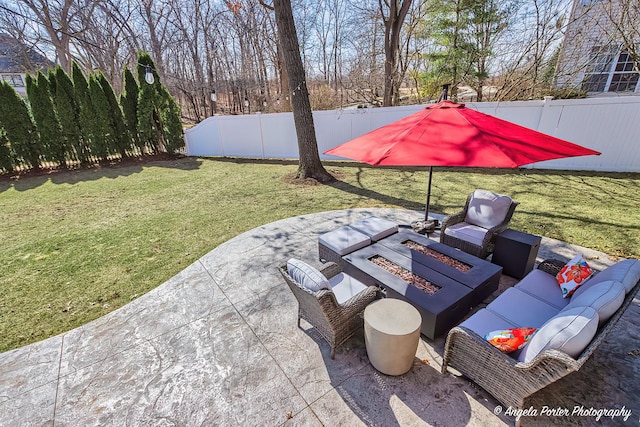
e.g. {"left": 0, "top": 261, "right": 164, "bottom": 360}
{"left": 2, "top": 74, "right": 24, "bottom": 87}
{"left": 582, "top": 45, "right": 640, "bottom": 93}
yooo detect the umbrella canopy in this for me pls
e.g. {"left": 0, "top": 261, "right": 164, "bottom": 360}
{"left": 324, "top": 100, "right": 601, "bottom": 220}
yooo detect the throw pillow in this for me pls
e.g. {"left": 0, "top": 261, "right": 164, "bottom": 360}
{"left": 557, "top": 254, "right": 595, "bottom": 298}
{"left": 485, "top": 327, "right": 537, "bottom": 353}
{"left": 287, "top": 259, "right": 330, "bottom": 292}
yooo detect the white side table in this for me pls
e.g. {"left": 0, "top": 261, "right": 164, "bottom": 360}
{"left": 364, "top": 298, "right": 422, "bottom": 375}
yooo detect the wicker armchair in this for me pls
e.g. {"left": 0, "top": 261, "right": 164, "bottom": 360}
{"left": 279, "top": 262, "right": 381, "bottom": 358}
{"left": 440, "top": 189, "right": 518, "bottom": 259}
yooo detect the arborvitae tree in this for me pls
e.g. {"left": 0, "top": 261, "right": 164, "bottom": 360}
{"left": 87, "top": 75, "right": 113, "bottom": 160}
{"left": 161, "top": 88, "right": 184, "bottom": 154}
{"left": 137, "top": 52, "right": 164, "bottom": 154}
{"left": 97, "top": 72, "right": 131, "bottom": 158}
{"left": 0, "top": 128, "right": 13, "bottom": 173}
{"left": 0, "top": 81, "right": 40, "bottom": 170}
{"left": 47, "top": 68, "right": 57, "bottom": 99}
{"left": 120, "top": 66, "right": 141, "bottom": 153}
{"left": 53, "top": 66, "right": 84, "bottom": 164}
{"left": 27, "top": 72, "right": 67, "bottom": 168}
{"left": 73, "top": 62, "right": 97, "bottom": 163}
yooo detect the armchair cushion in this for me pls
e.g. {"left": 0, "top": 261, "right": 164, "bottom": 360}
{"left": 442, "top": 223, "right": 488, "bottom": 247}
{"left": 287, "top": 258, "right": 330, "bottom": 292}
{"left": 517, "top": 306, "right": 598, "bottom": 363}
{"left": 328, "top": 273, "right": 369, "bottom": 305}
{"left": 464, "top": 190, "right": 514, "bottom": 229}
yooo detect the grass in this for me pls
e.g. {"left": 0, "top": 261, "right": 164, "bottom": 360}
{"left": 1, "top": 156, "right": 639, "bottom": 352}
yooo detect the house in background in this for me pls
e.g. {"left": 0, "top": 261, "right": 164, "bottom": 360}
{"left": 0, "top": 33, "right": 51, "bottom": 96}
{"left": 555, "top": 0, "right": 640, "bottom": 96}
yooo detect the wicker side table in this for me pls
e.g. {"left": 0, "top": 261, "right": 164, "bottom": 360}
{"left": 364, "top": 299, "right": 422, "bottom": 375}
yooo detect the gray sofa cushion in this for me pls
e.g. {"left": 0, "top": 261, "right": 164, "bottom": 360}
{"left": 518, "top": 306, "right": 598, "bottom": 363}
{"left": 515, "top": 269, "right": 571, "bottom": 310}
{"left": 459, "top": 307, "right": 519, "bottom": 336}
{"left": 563, "top": 280, "right": 625, "bottom": 326}
{"left": 578, "top": 259, "right": 640, "bottom": 295}
{"left": 485, "top": 287, "right": 560, "bottom": 328}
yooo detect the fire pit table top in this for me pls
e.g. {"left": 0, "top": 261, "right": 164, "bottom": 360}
{"left": 340, "top": 230, "right": 503, "bottom": 339}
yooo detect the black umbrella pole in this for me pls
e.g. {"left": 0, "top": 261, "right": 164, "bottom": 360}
{"left": 425, "top": 166, "right": 433, "bottom": 221}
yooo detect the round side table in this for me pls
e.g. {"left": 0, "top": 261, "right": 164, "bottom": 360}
{"left": 364, "top": 298, "right": 422, "bottom": 375}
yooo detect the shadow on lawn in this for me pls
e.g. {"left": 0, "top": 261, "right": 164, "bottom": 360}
{"left": 0, "top": 155, "right": 203, "bottom": 193}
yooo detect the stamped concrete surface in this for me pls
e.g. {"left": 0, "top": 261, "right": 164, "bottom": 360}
{"left": 0, "top": 208, "right": 638, "bottom": 427}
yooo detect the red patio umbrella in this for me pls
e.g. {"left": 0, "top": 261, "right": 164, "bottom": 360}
{"left": 324, "top": 100, "right": 601, "bottom": 223}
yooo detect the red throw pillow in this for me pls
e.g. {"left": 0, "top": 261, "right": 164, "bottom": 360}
{"left": 485, "top": 327, "right": 537, "bottom": 353}
{"left": 557, "top": 255, "right": 595, "bottom": 298}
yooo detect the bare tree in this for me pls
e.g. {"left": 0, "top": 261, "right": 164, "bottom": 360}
{"left": 378, "top": 0, "right": 412, "bottom": 106}
{"left": 262, "top": 0, "right": 333, "bottom": 181}
{"left": 492, "top": 0, "right": 571, "bottom": 100}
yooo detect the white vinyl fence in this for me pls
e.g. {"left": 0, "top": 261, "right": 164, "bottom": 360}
{"left": 184, "top": 96, "right": 640, "bottom": 173}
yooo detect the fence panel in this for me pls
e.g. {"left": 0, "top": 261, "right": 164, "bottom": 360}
{"left": 183, "top": 98, "right": 640, "bottom": 172}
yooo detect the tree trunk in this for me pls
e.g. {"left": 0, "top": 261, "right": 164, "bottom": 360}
{"left": 273, "top": 0, "right": 333, "bottom": 182}
{"left": 380, "top": 0, "right": 412, "bottom": 107}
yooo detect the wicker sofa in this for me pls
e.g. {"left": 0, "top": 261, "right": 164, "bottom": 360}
{"left": 442, "top": 257, "right": 640, "bottom": 410}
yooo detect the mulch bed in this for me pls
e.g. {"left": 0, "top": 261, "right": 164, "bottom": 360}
{"left": 402, "top": 240, "right": 472, "bottom": 272}
{"left": 0, "top": 153, "right": 182, "bottom": 181}
{"left": 369, "top": 255, "right": 441, "bottom": 295}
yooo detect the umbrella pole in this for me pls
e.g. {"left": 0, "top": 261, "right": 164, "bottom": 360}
{"left": 425, "top": 166, "right": 433, "bottom": 221}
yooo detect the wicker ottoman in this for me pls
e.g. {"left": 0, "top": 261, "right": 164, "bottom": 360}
{"left": 364, "top": 298, "right": 422, "bottom": 375}
{"left": 318, "top": 225, "right": 371, "bottom": 264}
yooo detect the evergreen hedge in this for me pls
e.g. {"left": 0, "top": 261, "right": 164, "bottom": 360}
{"left": 73, "top": 62, "right": 98, "bottom": 163}
{"left": 121, "top": 66, "right": 141, "bottom": 153}
{"left": 52, "top": 66, "right": 83, "bottom": 163}
{"left": 88, "top": 74, "right": 113, "bottom": 160}
{"left": 0, "top": 81, "right": 41, "bottom": 170}
{"left": 0, "top": 52, "right": 183, "bottom": 175}
{"left": 98, "top": 72, "right": 131, "bottom": 158}
{"left": 0, "top": 128, "right": 12, "bottom": 173}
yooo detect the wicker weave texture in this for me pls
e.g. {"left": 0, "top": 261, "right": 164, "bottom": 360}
{"left": 442, "top": 265, "right": 640, "bottom": 409}
{"left": 279, "top": 262, "right": 380, "bottom": 358}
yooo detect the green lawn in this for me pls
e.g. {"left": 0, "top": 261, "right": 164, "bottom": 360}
{"left": 1, "top": 156, "right": 639, "bottom": 352}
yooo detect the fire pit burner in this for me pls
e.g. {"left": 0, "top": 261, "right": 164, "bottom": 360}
{"left": 369, "top": 255, "right": 441, "bottom": 295}
{"left": 402, "top": 240, "right": 472, "bottom": 272}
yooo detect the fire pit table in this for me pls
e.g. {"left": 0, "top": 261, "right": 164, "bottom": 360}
{"left": 341, "top": 230, "right": 502, "bottom": 339}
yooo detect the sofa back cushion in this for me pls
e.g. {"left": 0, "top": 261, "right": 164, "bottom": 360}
{"left": 464, "top": 190, "right": 513, "bottom": 230}
{"left": 578, "top": 259, "right": 640, "bottom": 296}
{"left": 518, "top": 306, "right": 598, "bottom": 363}
{"left": 287, "top": 259, "right": 330, "bottom": 292}
{"left": 564, "top": 280, "right": 625, "bottom": 326}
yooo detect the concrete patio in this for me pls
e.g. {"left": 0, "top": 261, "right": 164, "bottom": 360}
{"left": 1, "top": 208, "right": 638, "bottom": 426}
